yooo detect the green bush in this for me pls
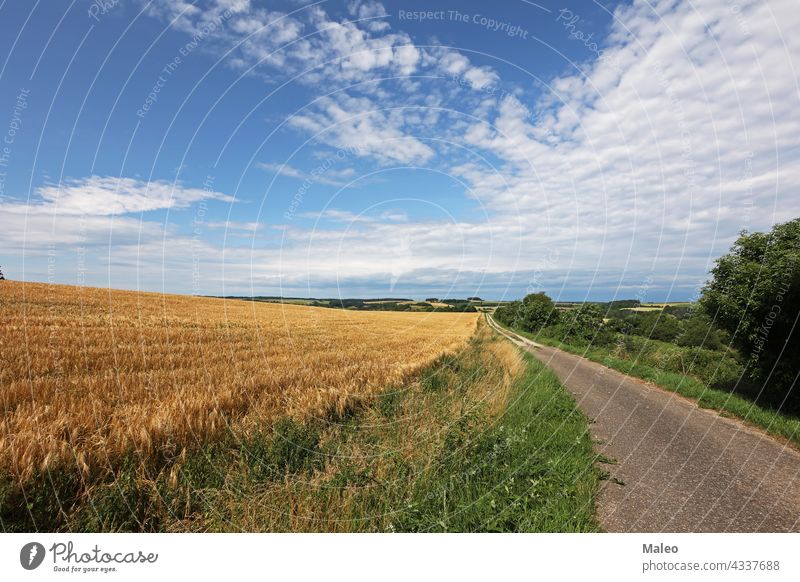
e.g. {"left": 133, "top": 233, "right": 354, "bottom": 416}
{"left": 613, "top": 334, "right": 743, "bottom": 390}
{"left": 676, "top": 316, "right": 724, "bottom": 350}
{"left": 631, "top": 312, "right": 683, "bottom": 341}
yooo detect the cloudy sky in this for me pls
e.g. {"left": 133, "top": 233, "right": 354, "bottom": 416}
{"left": 0, "top": 0, "right": 797, "bottom": 300}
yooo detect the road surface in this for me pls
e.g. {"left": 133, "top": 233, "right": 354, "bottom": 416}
{"left": 487, "top": 316, "right": 800, "bottom": 532}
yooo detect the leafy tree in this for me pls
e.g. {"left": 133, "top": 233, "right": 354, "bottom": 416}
{"left": 518, "top": 292, "right": 560, "bottom": 331}
{"left": 701, "top": 219, "right": 800, "bottom": 407}
{"left": 0, "top": 265, "right": 4, "bottom": 280}
{"left": 676, "top": 316, "right": 724, "bottom": 351}
{"left": 662, "top": 304, "right": 694, "bottom": 319}
{"left": 632, "top": 312, "right": 683, "bottom": 342}
{"left": 561, "top": 304, "right": 610, "bottom": 344}
{"left": 493, "top": 301, "right": 522, "bottom": 327}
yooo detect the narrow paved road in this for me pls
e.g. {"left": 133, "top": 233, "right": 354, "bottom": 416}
{"left": 488, "top": 316, "right": 800, "bottom": 532}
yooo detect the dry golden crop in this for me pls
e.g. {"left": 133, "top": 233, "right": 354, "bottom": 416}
{"left": 0, "top": 280, "right": 478, "bottom": 484}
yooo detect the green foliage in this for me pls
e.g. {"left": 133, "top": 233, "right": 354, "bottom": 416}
{"left": 496, "top": 295, "right": 617, "bottom": 346}
{"left": 422, "top": 369, "right": 448, "bottom": 393}
{"left": 551, "top": 303, "right": 614, "bottom": 346}
{"left": 445, "top": 303, "right": 478, "bottom": 313}
{"left": 0, "top": 468, "right": 81, "bottom": 532}
{"left": 610, "top": 334, "right": 743, "bottom": 390}
{"left": 677, "top": 316, "right": 724, "bottom": 350}
{"left": 631, "top": 312, "right": 683, "bottom": 342}
{"left": 663, "top": 304, "right": 694, "bottom": 319}
{"left": 494, "top": 293, "right": 560, "bottom": 334}
{"left": 567, "top": 304, "right": 604, "bottom": 338}
{"left": 603, "top": 299, "right": 641, "bottom": 309}
{"left": 519, "top": 292, "right": 560, "bottom": 330}
{"left": 493, "top": 301, "right": 521, "bottom": 327}
{"left": 701, "top": 219, "right": 800, "bottom": 408}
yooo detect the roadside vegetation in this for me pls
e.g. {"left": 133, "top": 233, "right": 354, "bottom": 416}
{"left": 1, "top": 319, "right": 599, "bottom": 532}
{"left": 493, "top": 218, "right": 800, "bottom": 446}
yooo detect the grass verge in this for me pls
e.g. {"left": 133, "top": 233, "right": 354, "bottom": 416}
{"left": 494, "top": 318, "right": 800, "bottom": 448}
{"left": 1, "top": 322, "right": 599, "bottom": 532}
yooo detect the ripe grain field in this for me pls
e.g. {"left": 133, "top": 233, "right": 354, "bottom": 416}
{"left": 0, "top": 281, "right": 478, "bottom": 491}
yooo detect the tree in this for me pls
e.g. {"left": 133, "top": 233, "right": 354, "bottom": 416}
{"left": 563, "top": 303, "right": 607, "bottom": 342}
{"left": 701, "top": 218, "right": 800, "bottom": 408}
{"left": 493, "top": 301, "right": 522, "bottom": 327}
{"left": 518, "top": 292, "right": 560, "bottom": 331}
{"left": 632, "top": 312, "right": 683, "bottom": 342}
{"left": 676, "top": 315, "right": 723, "bottom": 351}
{"left": 0, "top": 265, "right": 4, "bottom": 280}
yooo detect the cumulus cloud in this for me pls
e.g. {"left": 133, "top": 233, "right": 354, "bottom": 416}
{"left": 144, "top": 0, "right": 422, "bottom": 83}
{"left": 288, "top": 95, "right": 436, "bottom": 164}
{"left": 143, "top": 0, "right": 499, "bottom": 168}
{"left": 299, "top": 208, "right": 409, "bottom": 224}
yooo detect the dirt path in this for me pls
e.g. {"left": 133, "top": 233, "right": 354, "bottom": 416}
{"left": 488, "top": 317, "right": 800, "bottom": 532}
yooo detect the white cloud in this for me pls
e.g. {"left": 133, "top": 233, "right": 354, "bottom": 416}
{"left": 144, "top": 1, "right": 498, "bottom": 169}
{"left": 298, "top": 208, "right": 409, "bottom": 224}
{"left": 7, "top": 176, "right": 234, "bottom": 216}
{"left": 259, "top": 0, "right": 800, "bottom": 298}
{"left": 206, "top": 220, "right": 262, "bottom": 233}
{"left": 256, "top": 162, "right": 305, "bottom": 180}
{"left": 0, "top": 176, "right": 234, "bottom": 288}
{"left": 257, "top": 161, "right": 358, "bottom": 186}
{"left": 288, "top": 94, "right": 435, "bottom": 164}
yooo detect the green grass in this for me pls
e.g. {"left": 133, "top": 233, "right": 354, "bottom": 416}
{"left": 392, "top": 349, "right": 599, "bottom": 532}
{"left": 2, "top": 324, "right": 600, "bottom": 532}
{"left": 495, "top": 319, "right": 800, "bottom": 448}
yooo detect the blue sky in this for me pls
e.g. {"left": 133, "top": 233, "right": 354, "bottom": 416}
{"left": 1, "top": 0, "right": 798, "bottom": 300}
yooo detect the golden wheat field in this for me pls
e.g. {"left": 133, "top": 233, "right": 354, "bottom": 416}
{"left": 0, "top": 280, "right": 478, "bottom": 484}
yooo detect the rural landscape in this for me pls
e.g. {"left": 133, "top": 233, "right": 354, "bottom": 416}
{"left": 1, "top": 219, "right": 799, "bottom": 532}
{"left": 1, "top": 0, "right": 799, "bottom": 553}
